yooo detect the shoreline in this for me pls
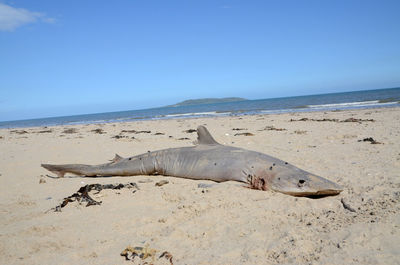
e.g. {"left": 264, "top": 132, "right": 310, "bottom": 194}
{"left": 1, "top": 107, "right": 399, "bottom": 264}
{"left": 1, "top": 104, "right": 400, "bottom": 130}
{"left": 1, "top": 90, "right": 399, "bottom": 129}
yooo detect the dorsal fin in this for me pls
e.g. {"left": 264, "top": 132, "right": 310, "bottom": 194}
{"left": 111, "top": 154, "right": 123, "bottom": 163}
{"left": 196, "top": 126, "right": 220, "bottom": 145}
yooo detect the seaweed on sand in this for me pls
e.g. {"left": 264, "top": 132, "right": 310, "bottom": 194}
{"left": 49, "top": 183, "right": 139, "bottom": 212}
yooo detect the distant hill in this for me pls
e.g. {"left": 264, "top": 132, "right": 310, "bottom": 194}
{"left": 168, "top": 97, "right": 247, "bottom": 107}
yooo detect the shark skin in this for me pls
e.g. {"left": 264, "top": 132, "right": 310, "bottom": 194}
{"left": 42, "top": 126, "right": 343, "bottom": 197}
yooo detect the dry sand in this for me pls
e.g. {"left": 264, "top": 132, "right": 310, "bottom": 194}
{"left": 0, "top": 107, "right": 399, "bottom": 264}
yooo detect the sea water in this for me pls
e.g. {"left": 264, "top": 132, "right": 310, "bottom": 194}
{"left": 1, "top": 87, "right": 399, "bottom": 129}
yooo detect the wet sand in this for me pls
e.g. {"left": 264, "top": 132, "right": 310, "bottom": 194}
{"left": 0, "top": 107, "right": 399, "bottom": 264}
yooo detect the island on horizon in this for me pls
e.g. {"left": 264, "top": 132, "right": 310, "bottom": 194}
{"left": 167, "top": 97, "right": 247, "bottom": 107}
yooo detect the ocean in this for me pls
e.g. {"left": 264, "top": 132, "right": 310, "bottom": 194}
{"left": 1, "top": 87, "right": 399, "bottom": 129}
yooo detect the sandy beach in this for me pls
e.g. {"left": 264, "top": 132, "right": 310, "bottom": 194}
{"left": 0, "top": 107, "right": 399, "bottom": 265}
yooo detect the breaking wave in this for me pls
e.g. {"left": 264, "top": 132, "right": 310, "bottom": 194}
{"left": 305, "top": 100, "right": 398, "bottom": 109}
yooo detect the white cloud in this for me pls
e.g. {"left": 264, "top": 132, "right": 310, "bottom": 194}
{"left": 0, "top": 3, "right": 55, "bottom": 31}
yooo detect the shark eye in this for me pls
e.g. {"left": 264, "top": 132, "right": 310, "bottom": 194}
{"left": 298, "top": 179, "right": 306, "bottom": 187}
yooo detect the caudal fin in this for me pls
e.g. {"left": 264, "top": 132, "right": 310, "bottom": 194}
{"left": 41, "top": 164, "right": 67, "bottom": 178}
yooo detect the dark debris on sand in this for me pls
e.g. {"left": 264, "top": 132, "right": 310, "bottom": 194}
{"left": 258, "top": 126, "right": 286, "bottom": 131}
{"left": 62, "top": 128, "right": 78, "bottom": 134}
{"left": 112, "top": 135, "right": 135, "bottom": 139}
{"left": 10, "top": 130, "right": 29, "bottom": 134}
{"left": 49, "top": 183, "right": 139, "bottom": 212}
{"left": 342, "top": 118, "right": 375, "bottom": 123}
{"left": 121, "top": 130, "right": 151, "bottom": 134}
{"left": 290, "top": 118, "right": 339, "bottom": 122}
{"left": 36, "top": 129, "right": 53, "bottom": 133}
{"left": 341, "top": 198, "right": 356, "bottom": 212}
{"left": 358, "top": 137, "right": 383, "bottom": 144}
{"left": 121, "top": 245, "right": 174, "bottom": 265}
{"left": 120, "top": 129, "right": 137, "bottom": 133}
{"left": 234, "top": 132, "right": 255, "bottom": 136}
{"left": 290, "top": 117, "right": 375, "bottom": 123}
{"left": 91, "top": 128, "right": 106, "bottom": 134}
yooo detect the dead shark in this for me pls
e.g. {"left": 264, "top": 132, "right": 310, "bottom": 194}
{"left": 42, "top": 126, "right": 343, "bottom": 197}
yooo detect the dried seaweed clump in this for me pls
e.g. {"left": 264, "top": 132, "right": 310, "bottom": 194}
{"left": 259, "top": 126, "right": 286, "bottom": 131}
{"left": 183, "top": 129, "right": 197, "bottom": 133}
{"left": 121, "top": 244, "right": 173, "bottom": 265}
{"left": 62, "top": 128, "right": 78, "bottom": 134}
{"left": 50, "top": 183, "right": 139, "bottom": 212}
{"left": 234, "top": 132, "right": 254, "bottom": 136}
{"left": 36, "top": 129, "right": 53, "bottom": 133}
{"left": 121, "top": 129, "right": 151, "bottom": 134}
{"left": 342, "top": 118, "right": 375, "bottom": 123}
{"left": 91, "top": 128, "right": 106, "bottom": 134}
{"left": 10, "top": 130, "right": 29, "bottom": 134}
{"left": 290, "top": 117, "right": 375, "bottom": 123}
{"left": 358, "top": 137, "right": 382, "bottom": 144}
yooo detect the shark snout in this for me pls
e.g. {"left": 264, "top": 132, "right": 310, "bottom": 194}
{"left": 304, "top": 174, "right": 343, "bottom": 196}
{"left": 270, "top": 172, "right": 343, "bottom": 197}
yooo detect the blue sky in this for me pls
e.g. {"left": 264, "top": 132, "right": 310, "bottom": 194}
{"left": 0, "top": 0, "right": 399, "bottom": 121}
